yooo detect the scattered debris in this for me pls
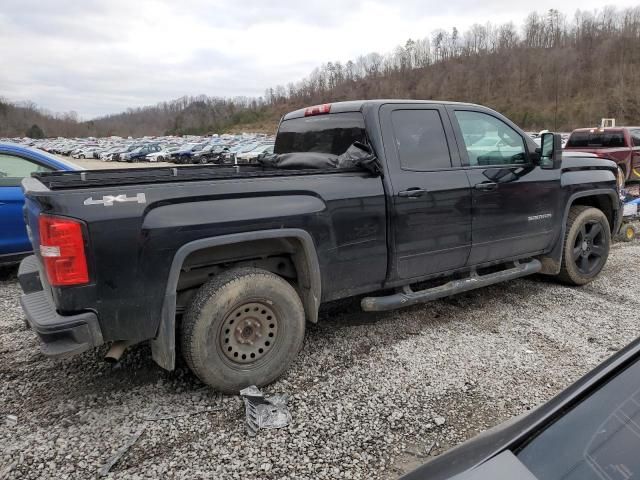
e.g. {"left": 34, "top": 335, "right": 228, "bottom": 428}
{"left": 97, "top": 394, "right": 226, "bottom": 476}
{"left": 434, "top": 416, "right": 446, "bottom": 426}
{"left": 5, "top": 414, "right": 17, "bottom": 426}
{"left": 143, "top": 392, "right": 223, "bottom": 421}
{"left": 424, "top": 442, "right": 435, "bottom": 456}
{"left": 240, "top": 385, "right": 291, "bottom": 436}
{"left": 97, "top": 422, "right": 149, "bottom": 477}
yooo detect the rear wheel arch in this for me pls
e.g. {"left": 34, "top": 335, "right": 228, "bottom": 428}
{"left": 150, "top": 229, "right": 321, "bottom": 370}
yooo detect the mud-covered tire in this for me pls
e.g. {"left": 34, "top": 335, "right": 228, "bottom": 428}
{"left": 557, "top": 206, "right": 610, "bottom": 285}
{"left": 180, "top": 267, "right": 305, "bottom": 393}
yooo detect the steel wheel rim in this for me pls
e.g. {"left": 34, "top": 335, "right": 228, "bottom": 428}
{"left": 219, "top": 302, "right": 279, "bottom": 365}
{"left": 572, "top": 220, "right": 606, "bottom": 275}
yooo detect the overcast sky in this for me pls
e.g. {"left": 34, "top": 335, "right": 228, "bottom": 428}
{"left": 1, "top": 0, "right": 637, "bottom": 119}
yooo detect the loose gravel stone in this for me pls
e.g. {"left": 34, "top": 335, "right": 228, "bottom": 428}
{"left": 1, "top": 241, "right": 639, "bottom": 479}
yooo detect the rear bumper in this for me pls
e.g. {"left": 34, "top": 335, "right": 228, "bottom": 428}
{"left": 18, "top": 255, "right": 104, "bottom": 358}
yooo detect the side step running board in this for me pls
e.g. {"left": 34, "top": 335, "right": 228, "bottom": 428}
{"left": 361, "top": 259, "right": 542, "bottom": 312}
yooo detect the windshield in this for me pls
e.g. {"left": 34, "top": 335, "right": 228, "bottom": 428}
{"left": 566, "top": 131, "right": 626, "bottom": 148}
{"left": 518, "top": 356, "right": 640, "bottom": 479}
{"left": 275, "top": 111, "right": 366, "bottom": 155}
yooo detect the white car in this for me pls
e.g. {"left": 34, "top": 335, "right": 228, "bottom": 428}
{"left": 72, "top": 146, "right": 99, "bottom": 159}
{"left": 146, "top": 147, "right": 179, "bottom": 162}
{"left": 235, "top": 144, "right": 275, "bottom": 163}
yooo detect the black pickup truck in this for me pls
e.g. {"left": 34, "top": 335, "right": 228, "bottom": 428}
{"left": 17, "top": 100, "right": 622, "bottom": 392}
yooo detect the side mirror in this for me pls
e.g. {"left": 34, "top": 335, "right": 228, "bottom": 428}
{"left": 539, "top": 132, "right": 562, "bottom": 169}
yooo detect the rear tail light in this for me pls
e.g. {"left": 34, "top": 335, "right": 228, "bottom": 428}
{"left": 39, "top": 215, "right": 89, "bottom": 286}
{"left": 304, "top": 103, "right": 331, "bottom": 116}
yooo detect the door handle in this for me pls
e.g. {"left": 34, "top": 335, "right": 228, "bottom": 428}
{"left": 398, "top": 188, "right": 427, "bottom": 198}
{"left": 474, "top": 182, "right": 498, "bottom": 191}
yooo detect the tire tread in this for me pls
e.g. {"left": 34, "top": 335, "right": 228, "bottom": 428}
{"left": 557, "top": 205, "right": 609, "bottom": 285}
{"left": 180, "top": 267, "right": 304, "bottom": 392}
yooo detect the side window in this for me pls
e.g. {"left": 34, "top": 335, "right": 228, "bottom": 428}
{"left": 391, "top": 109, "right": 452, "bottom": 170}
{"left": 0, "top": 154, "right": 53, "bottom": 187}
{"left": 454, "top": 111, "right": 527, "bottom": 166}
{"left": 631, "top": 129, "right": 640, "bottom": 147}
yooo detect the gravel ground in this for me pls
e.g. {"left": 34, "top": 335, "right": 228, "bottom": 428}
{"left": 1, "top": 240, "right": 640, "bottom": 479}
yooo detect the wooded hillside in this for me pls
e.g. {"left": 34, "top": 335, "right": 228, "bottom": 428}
{"left": 2, "top": 6, "right": 639, "bottom": 138}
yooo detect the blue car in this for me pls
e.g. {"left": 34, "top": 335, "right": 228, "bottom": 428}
{"left": 0, "top": 143, "right": 79, "bottom": 264}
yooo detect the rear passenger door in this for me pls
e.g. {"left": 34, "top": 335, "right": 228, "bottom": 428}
{"left": 447, "top": 107, "right": 561, "bottom": 265}
{"left": 381, "top": 104, "right": 472, "bottom": 281}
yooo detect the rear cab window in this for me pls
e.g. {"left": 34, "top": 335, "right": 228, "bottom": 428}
{"left": 566, "top": 130, "right": 627, "bottom": 148}
{"left": 275, "top": 112, "right": 366, "bottom": 155}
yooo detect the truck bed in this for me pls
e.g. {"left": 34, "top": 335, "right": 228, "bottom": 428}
{"left": 33, "top": 164, "right": 362, "bottom": 190}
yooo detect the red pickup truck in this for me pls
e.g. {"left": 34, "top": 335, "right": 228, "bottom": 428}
{"left": 564, "top": 127, "right": 640, "bottom": 182}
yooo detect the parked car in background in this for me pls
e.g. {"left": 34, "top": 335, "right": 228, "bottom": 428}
{"left": 111, "top": 144, "right": 139, "bottom": 162}
{"left": 403, "top": 335, "right": 640, "bottom": 480}
{"left": 564, "top": 127, "right": 640, "bottom": 182}
{"left": 146, "top": 146, "right": 179, "bottom": 162}
{"left": 171, "top": 143, "right": 206, "bottom": 164}
{"left": 121, "top": 144, "right": 161, "bottom": 162}
{"left": 235, "top": 143, "right": 274, "bottom": 163}
{"left": 99, "top": 146, "right": 122, "bottom": 161}
{"left": 190, "top": 144, "right": 216, "bottom": 164}
{"left": 221, "top": 142, "right": 260, "bottom": 163}
{"left": 0, "top": 143, "right": 78, "bottom": 264}
{"left": 71, "top": 146, "right": 99, "bottom": 159}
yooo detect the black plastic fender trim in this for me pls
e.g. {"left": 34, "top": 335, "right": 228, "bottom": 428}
{"left": 151, "top": 229, "right": 322, "bottom": 371}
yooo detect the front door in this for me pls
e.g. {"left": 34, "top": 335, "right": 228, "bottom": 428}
{"left": 447, "top": 107, "right": 561, "bottom": 265}
{"left": 381, "top": 104, "right": 472, "bottom": 281}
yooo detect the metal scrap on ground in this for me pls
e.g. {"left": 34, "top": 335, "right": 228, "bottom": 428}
{"left": 143, "top": 392, "right": 223, "bottom": 421}
{"left": 97, "top": 392, "right": 223, "bottom": 477}
{"left": 240, "top": 385, "right": 292, "bottom": 436}
{"left": 97, "top": 419, "right": 151, "bottom": 477}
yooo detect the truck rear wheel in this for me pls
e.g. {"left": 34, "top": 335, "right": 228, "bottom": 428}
{"left": 180, "top": 267, "right": 305, "bottom": 393}
{"left": 557, "top": 206, "right": 610, "bottom": 285}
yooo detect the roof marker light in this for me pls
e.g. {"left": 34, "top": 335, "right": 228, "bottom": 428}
{"left": 304, "top": 104, "right": 332, "bottom": 117}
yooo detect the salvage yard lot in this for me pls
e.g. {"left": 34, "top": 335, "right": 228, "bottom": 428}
{"left": 62, "top": 156, "right": 176, "bottom": 170}
{"left": 1, "top": 239, "right": 639, "bottom": 479}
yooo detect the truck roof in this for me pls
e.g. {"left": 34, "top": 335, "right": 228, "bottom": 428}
{"left": 282, "top": 99, "right": 481, "bottom": 120}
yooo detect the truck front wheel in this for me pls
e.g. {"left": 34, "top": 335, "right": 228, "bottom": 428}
{"left": 557, "top": 206, "right": 611, "bottom": 285}
{"left": 180, "top": 267, "right": 305, "bottom": 393}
